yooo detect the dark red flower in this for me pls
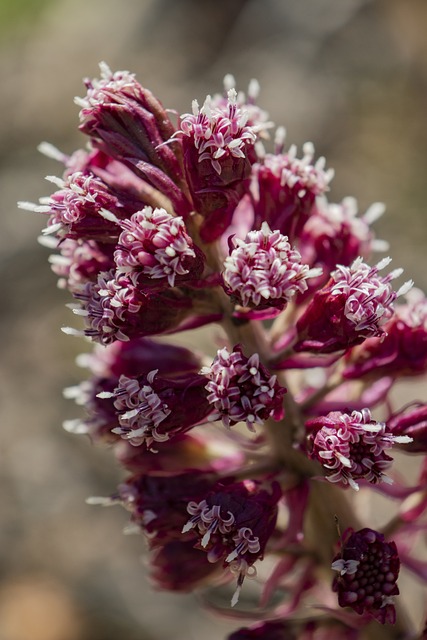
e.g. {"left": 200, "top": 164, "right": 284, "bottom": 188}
{"left": 332, "top": 527, "right": 400, "bottom": 624}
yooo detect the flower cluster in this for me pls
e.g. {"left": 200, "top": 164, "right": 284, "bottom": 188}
{"left": 26, "top": 63, "right": 427, "bottom": 639}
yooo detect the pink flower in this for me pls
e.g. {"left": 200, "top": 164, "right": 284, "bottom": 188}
{"left": 98, "top": 370, "right": 211, "bottom": 448}
{"left": 222, "top": 222, "right": 321, "bottom": 314}
{"left": 332, "top": 527, "right": 400, "bottom": 624}
{"left": 295, "top": 257, "right": 413, "bottom": 353}
{"left": 110, "top": 205, "right": 205, "bottom": 288}
{"left": 307, "top": 408, "right": 412, "bottom": 490}
{"left": 344, "top": 288, "right": 427, "bottom": 379}
{"left": 250, "top": 132, "right": 334, "bottom": 243}
{"left": 182, "top": 479, "right": 281, "bottom": 605}
{"left": 177, "top": 88, "right": 263, "bottom": 241}
{"left": 203, "top": 345, "right": 286, "bottom": 430}
{"left": 76, "top": 63, "right": 191, "bottom": 217}
{"left": 298, "top": 197, "right": 387, "bottom": 291}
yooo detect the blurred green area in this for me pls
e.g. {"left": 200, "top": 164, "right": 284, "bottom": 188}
{"left": 0, "top": 0, "right": 54, "bottom": 36}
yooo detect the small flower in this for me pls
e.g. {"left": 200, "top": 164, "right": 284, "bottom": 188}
{"left": 299, "top": 196, "right": 388, "bottom": 276}
{"left": 46, "top": 237, "right": 115, "bottom": 292}
{"left": 344, "top": 287, "right": 427, "bottom": 379}
{"left": 98, "top": 370, "right": 211, "bottom": 447}
{"left": 110, "top": 205, "right": 204, "bottom": 288}
{"left": 182, "top": 479, "right": 281, "bottom": 605}
{"left": 307, "top": 408, "right": 412, "bottom": 490}
{"left": 176, "top": 88, "right": 263, "bottom": 241}
{"left": 20, "top": 171, "right": 126, "bottom": 241}
{"left": 222, "top": 222, "right": 321, "bottom": 313}
{"left": 118, "top": 471, "right": 216, "bottom": 546}
{"left": 295, "top": 257, "right": 413, "bottom": 353}
{"left": 251, "top": 132, "right": 334, "bottom": 242}
{"left": 75, "top": 63, "right": 191, "bottom": 217}
{"left": 202, "top": 345, "right": 285, "bottom": 430}
{"left": 178, "top": 89, "right": 259, "bottom": 176}
{"left": 63, "top": 337, "right": 203, "bottom": 441}
{"left": 66, "top": 270, "right": 195, "bottom": 344}
{"left": 332, "top": 527, "right": 400, "bottom": 624}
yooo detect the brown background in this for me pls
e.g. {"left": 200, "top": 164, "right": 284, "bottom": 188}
{"left": 1, "top": 1, "right": 426, "bottom": 638}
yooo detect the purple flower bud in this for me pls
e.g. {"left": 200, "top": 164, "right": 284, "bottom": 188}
{"left": 66, "top": 270, "right": 220, "bottom": 345}
{"left": 222, "top": 222, "right": 321, "bottom": 314}
{"left": 111, "top": 206, "right": 205, "bottom": 288}
{"left": 250, "top": 136, "right": 334, "bottom": 243}
{"left": 118, "top": 471, "right": 220, "bottom": 545}
{"left": 76, "top": 63, "right": 190, "bottom": 215}
{"left": 203, "top": 345, "right": 286, "bottom": 430}
{"left": 307, "top": 408, "right": 412, "bottom": 490}
{"left": 99, "top": 370, "right": 211, "bottom": 447}
{"left": 182, "top": 479, "right": 281, "bottom": 605}
{"left": 64, "top": 338, "right": 204, "bottom": 441}
{"left": 344, "top": 288, "right": 427, "bottom": 379}
{"left": 295, "top": 257, "right": 412, "bottom": 353}
{"left": 47, "top": 237, "right": 115, "bottom": 293}
{"left": 299, "top": 197, "right": 387, "bottom": 287}
{"left": 177, "top": 89, "right": 261, "bottom": 241}
{"left": 31, "top": 171, "right": 129, "bottom": 241}
{"left": 332, "top": 527, "right": 400, "bottom": 624}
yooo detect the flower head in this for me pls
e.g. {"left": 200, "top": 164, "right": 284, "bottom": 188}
{"left": 98, "top": 370, "right": 211, "bottom": 447}
{"left": 344, "top": 287, "right": 427, "bottom": 379}
{"left": 202, "top": 345, "right": 285, "bottom": 430}
{"left": 251, "top": 134, "right": 334, "bottom": 242}
{"left": 299, "top": 196, "right": 387, "bottom": 277}
{"left": 182, "top": 479, "right": 281, "bottom": 605}
{"left": 66, "top": 270, "right": 195, "bottom": 344}
{"left": 111, "top": 206, "right": 204, "bottom": 288}
{"left": 222, "top": 222, "right": 321, "bottom": 313}
{"left": 307, "top": 408, "right": 412, "bottom": 490}
{"left": 332, "top": 527, "right": 400, "bottom": 624}
{"left": 177, "top": 89, "right": 263, "bottom": 241}
{"left": 295, "top": 257, "right": 413, "bottom": 353}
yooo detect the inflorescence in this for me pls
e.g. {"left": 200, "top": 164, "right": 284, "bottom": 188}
{"left": 21, "top": 63, "right": 427, "bottom": 639}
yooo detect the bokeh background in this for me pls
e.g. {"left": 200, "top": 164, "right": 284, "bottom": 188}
{"left": 1, "top": 0, "right": 427, "bottom": 638}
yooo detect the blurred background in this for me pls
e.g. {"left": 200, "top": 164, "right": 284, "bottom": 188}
{"left": 1, "top": 0, "right": 427, "bottom": 638}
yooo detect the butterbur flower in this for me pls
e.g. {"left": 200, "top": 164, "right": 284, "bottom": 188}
{"left": 177, "top": 88, "right": 262, "bottom": 241}
{"left": 203, "top": 345, "right": 285, "bottom": 430}
{"left": 307, "top": 408, "right": 412, "bottom": 490}
{"left": 20, "top": 171, "right": 127, "bottom": 241}
{"left": 118, "top": 471, "right": 216, "bottom": 545}
{"left": 295, "top": 257, "right": 413, "bottom": 353}
{"left": 76, "top": 63, "right": 191, "bottom": 217}
{"left": 46, "top": 237, "right": 115, "bottom": 292}
{"left": 332, "top": 527, "right": 400, "bottom": 624}
{"left": 66, "top": 269, "right": 220, "bottom": 344}
{"left": 98, "top": 370, "right": 211, "bottom": 447}
{"left": 344, "top": 288, "right": 427, "bottom": 380}
{"left": 108, "top": 205, "right": 205, "bottom": 288}
{"left": 251, "top": 131, "right": 334, "bottom": 243}
{"left": 299, "top": 196, "right": 388, "bottom": 279}
{"left": 222, "top": 222, "right": 321, "bottom": 314}
{"left": 182, "top": 479, "right": 281, "bottom": 605}
{"left": 29, "top": 65, "right": 427, "bottom": 639}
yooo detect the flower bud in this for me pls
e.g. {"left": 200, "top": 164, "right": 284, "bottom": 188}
{"left": 295, "top": 257, "right": 412, "bottom": 353}
{"left": 332, "top": 527, "right": 400, "bottom": 624}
